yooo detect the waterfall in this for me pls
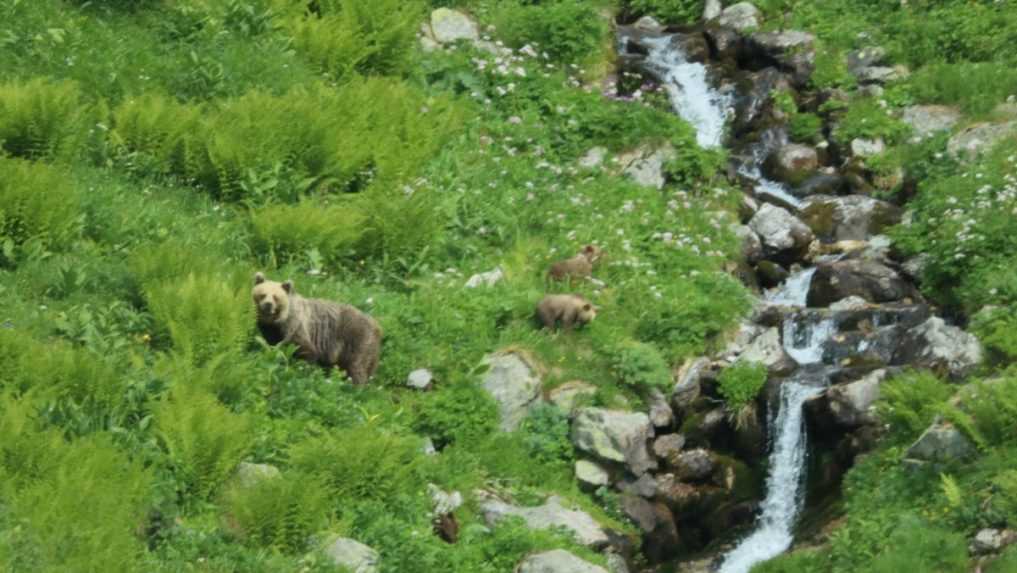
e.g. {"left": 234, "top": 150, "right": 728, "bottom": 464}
{"left": 782, "top": 313, "right": 835, "bottom": 365}
{"left": 718, "top": 380, "right": 824, "bottom": 573}
{"left": 766, "top": 268, "right": 816, "bottom": 307}
{"left": 641, "top": 35, "right": 731, "bottom": 149}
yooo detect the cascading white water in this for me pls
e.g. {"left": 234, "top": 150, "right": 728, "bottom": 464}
{"left": 783, "top": 315, "right": 834, "bottom": 365}
{"left": 736, "top": 133, "right": 803, "bottom": 209}
{"left": 766, "top": 268, "right": 816, "bottom": 307}
{"left": 719, "top": 380, "right": 824, "bottom": 573}
{"left": 641, "top": 35, "right": 731, "bottom": 149}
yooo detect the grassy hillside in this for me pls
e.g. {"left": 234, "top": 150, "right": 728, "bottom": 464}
{"left": 0, "top": 1, "right": 745, "bottom": 571}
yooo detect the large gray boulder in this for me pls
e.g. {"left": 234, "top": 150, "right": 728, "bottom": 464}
{"left": 717, "top": 2, "right": 761, "bottom": 32}
{"left": 900, "top": 105, "right": 961, "bottom": 139}
{"left": 808, "top": 259, "right": 916, "bottom": 307}
{"left": 673, "top": 449, "right": 716, "bottom": 482}
{"left": 732, "top": 224, "right": 763, "bottom": 264}
{"left": 970, "top": 528, "right": 1017, "bottom": 556}
{"left": 516, "top": 550, "right": 609, "bottom": 573}
{"left": 749, "top": 203, "right": 815, "bottom": 257}
{"left": 947, "top": 121, "right": 1017, "bottom": 160}
{"left": 548, "top": 380, "right": 598, "bottom": 415}
{"left": 231, "top": 462, "right": 281, "bottom": 489}
{"left": 571, "top": 408, "right": 656, "bottom": 476}
{"left": 481, "top": 495, "right": 609, "bottom": 548}
{"left": 905, "top": 421, "right": 975, "bottom": 463}
{"left": 893, "top": 317, "right": 983, "bottom": 379}
{"left": 575, "top": 460, "right": 610, "bottom": 489}
{"left": 647, "top": 388, "right": 674, "bottom": 429}
{"left": 652, "top": 434, "right": 686, "bottom": 466}
{"left": 801, "top": 195, "right": 903, "bottom": 241}
{"left": 620, "top": 496, "right": 680, "bottom": 563}
{"left": 739, "top": 327, "right": 795, "bottom": 374}
{"left": 765, "top": 143, "right": 819, "bottom": 185}
{"left": 812, "top": 369, "right": 888, "bottom": 428}
{"left": 617, "top": 145, "right": 676, "bottom": 190}
{"left": 703, "top": 0, "right": 723, "bottom": 21}
{"left": 671, "top": 357, "right": 709, "bottom": 410}
{"left": 324, "top": 537, "right": 379, "bottom": 573}
{"left": 481, "top": 352, "right": 542, "bottom": 431}
{"left": 747, "top": 30, "right": 816, "bottom": 86}
{"left": 429, "top": 8, "right": 479, "bottom": 44}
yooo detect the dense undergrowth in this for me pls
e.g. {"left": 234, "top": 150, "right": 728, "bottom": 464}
{"left": 0, "top": 0, "right": 745, "bottom": 571}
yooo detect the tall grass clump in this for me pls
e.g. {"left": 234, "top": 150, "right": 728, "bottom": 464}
{"left": 285, "top": 0, "right": 424, "bottom": 79}
{"left": 717, "top": 361, "right": 767, "bottom": 410}
{"left": 156, "top": 385, "right": 255, "bottom": 500}
{"left": 250, "top": 199, "right": 366, "bottom": 265}
{"left": 109, "top": 92, "right": 204, "bottom": 175}
{"left": 0, "top": 78, "right": 88, "bottom": 160}
{"left": 0, "top": 158, "right": 80, "bottom": 266}
{"left": 495, "top": 0, "right": 608, "bottom": 65}
{"left": 223, "top": 470, "right": 331, "bottom": 553}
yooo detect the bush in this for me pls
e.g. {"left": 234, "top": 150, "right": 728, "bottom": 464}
{"left": 0, "top": 78, "right": 88, "bottom": 160}
{"left": 717, "top": 361, "right": 767, "bottom": 410}
{"left": 109, "top": 92, "right": 203, "bottom": 175}
{"left": 0, "top": 158, "right": 80, "bottom": 266}
{"left": 626, "top": 0, "right": 703, "bottom": 25}
{"left": 907, "top": 62, "right": 1017, "bottom": 116}
{"left": 495, "top": 0, "right": 609, "bottom": 65}
{"left": 155, "top": 385, "right": 255, "bottom": 499}
{"left": 412, "top": 382, "right": 499, "bottom": 449}
{"left": 789, "top": 113, "right": 824, "bottom": 144}
{"left": 875, "top": 371, "right": 954, "bottom": 441}
{"left": 223, "top": 471, "right": 331, "bottom": 554}
{"left": 289, "top": 424, "right": 425, "bottom": 504}
{"left": 868, "top": 515, "right": 968, "bottom": 573}
{"left": 144, "top": 272, "right": 252, "bottom": 366}
{"left": 832, "top": 99, "right": 910, "bottom": 146}
{"left": 961, "top": 376, "right": 1017, "bottom": 447}
{"left": 520, "top": 403, "right": 575, "bottom": 466}
{"left": 250, "top": 199, "right": 366, "bottom": 265}
{"left": 286, "top": 0, "right": 424, "bottom": 79}
{"left": 612, "top": 341, "right": 671, "bottom": 392}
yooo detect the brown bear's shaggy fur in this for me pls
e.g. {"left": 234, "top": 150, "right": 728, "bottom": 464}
{"left": 536, "top": 294, "right": 597, "bottom": 331}
{"left": 547, "top": 245, "right": 603, "bottom": 284}
{"left": 252, "top": 272, "right": 382, "bottom": 385}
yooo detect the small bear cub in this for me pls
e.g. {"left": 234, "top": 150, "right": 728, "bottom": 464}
{"left": 252, "top": 272, "right": 382, "bottom": 385}
{"left": 536, "top": 294, "right": 597, "bottom": 332}
{"left": 547, "top": 245, "right": 603, "bottom": 284}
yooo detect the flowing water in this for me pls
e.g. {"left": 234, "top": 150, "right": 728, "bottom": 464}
{"left": 766, "top": 267, "right": 817, "bottom": 307}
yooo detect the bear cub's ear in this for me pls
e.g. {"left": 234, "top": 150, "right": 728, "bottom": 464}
{"left": 282, "top": 280, "right": 294, "bottom": 293}
{"left": 582, "top": 303, "right": 592, "bottom": 311}
{"left": 254, "top": 272, "right": 266, "bottom": 285}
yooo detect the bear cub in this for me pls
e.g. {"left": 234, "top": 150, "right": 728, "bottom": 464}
{"left": 252, "top": 272, "right": 382, "bottom": 385}
{"left": 536, "top": 294, "right": 597, "bottom": 331}
{"left": 547, "top": 245, "right": 603, "bottom": 284}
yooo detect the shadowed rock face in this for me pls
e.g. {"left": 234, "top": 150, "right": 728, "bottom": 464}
{"left": 807, "top": 259, "right": 917, "bottom": 307}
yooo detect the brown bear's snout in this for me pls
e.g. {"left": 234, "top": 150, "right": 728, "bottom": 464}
{"left": 259, "top": 301, "right": 276, "bottom": 315}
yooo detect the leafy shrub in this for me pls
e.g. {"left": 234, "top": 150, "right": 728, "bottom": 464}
{"left": 907, "top": 61, "right": 1017, "bottom": 116}
{"left": 144, "top": 272, "right": 252, "bottom": 366}
{"left": 717, "top": 361, "right": 767, "bottom": 410}
{"left": 867, "top": 515, "right": 968, "bottom": 573}
{"left": 875, "top": 371, "right": 953, "bottom": 441}
{"left": 972, "top": 306, "right": 1017, "bottom": 365}
{"left": 625, "top": 0, "right": 703, "bottom": 25}
{"left": 0, "top": 78, "right": 87, "bottom": 160}
{"left": 960, "top": 376, "right": 1017, "bottom": 447}
{"left": 251, "top": 199, "right": 366, "bottom": 264}
{"left": 289, "top": 424, "right": 425, "bottom": 503}
{"left": 520, "top": 403, "right": 575, "bottom": 465}
{"left": 156, "top": 385, "right": 255, "bottom": 499}
{"left": 223, "top": 471, "right": 331, "bottom": 553}
{"left": 495, "top": 0, "right": 609, "bottom": 65}
{"left": 832, "top": 99, "right": 910, "bottom": 146}
{"left": 789, "top": 113, "right": 824, "bottom": 144}
{"left": 109, "top": 92, "right": 203, "bottom": 175}
{"left": 412, "top": 382, "right": 499, "bottom": 449}
{"left": 612, "top": 341, "right": 671, "bottom": 392}
{"left": 0, "top": 158, "right": 80, "bottom": 266}
{"left": 286, "top": 0, "right": 424, "bottom": 79}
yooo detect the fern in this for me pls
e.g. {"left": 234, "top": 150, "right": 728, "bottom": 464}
{"left": 940, "top": 473, "right": 963, "bottom": 509}
{"left": 223, "top": 470, "right": 331, "bottom": 553}
{"left": 250, "top": 199, "right": 366, "bottom": 264}
{"left": 0, "top": 77, "right": 88, "bottom": 160}
{"left": 155, "top": 385, "right": 254, "bottom": 499}
{"left": 0, "top": 157, "right": 80, "bottom": 266}
{"left": 109, "top": 92, "right": 204, "bottom": 174}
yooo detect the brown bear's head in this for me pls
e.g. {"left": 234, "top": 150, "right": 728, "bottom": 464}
{"left": 575, "top": 296, "right": 597, "bottom": 325}
{"left": 580, "top": 244, "right": 603, "bottom": 264}
{"left": 252, "top": 272, "right": 293, "bottom": 323}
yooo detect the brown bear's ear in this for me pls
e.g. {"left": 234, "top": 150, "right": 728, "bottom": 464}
{"left": 254, "top": 272, "right": 266, "bottom": 285}
{"left": 282, "top": 280, "right": 293, "bottom": 293}
{"left": 582, "top": 303, "right": 592, "bottom": 311}
{"left": 583, "top": 245, "right": 595, "bottom": 253}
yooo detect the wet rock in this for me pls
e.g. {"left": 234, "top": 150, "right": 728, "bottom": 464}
{"left": 733, "top": 68, "right": 791, "bottom": 134}
{"left": 747, "top": 30, "right": 816, "bottom": 86}
{"left": 516, "top": 550, "right": 609, "bottom": 573}
{"left": 901, "top": 253, "right": 930, "bottom": 283}
{"left": 970, "top": 528, "right": 1017, "bottom": 556}
{"left": 893, "top": 317, "right": 983, "bottom": 379}
{"left": 430, "top": 8, "right": 479, "bottom": 44}
{"left": 549, "top": 381, "right": 597, "bottom": 415}
{"left": 812, "top": 369, "right": 887, "bottom": 428}
{"left": 807, "top": 259, "right": 916, "bottom": 307}
{"left": 704, "top": 25, "right": 743, "bottom": 62}
{"left": 674, "top": 449, "right": 716, "bottom": 482}
{"left": 232, "top": 462, "right": 280, "bottom": 489}
{"left": 794, "top": 173, "right": 848, "bottom": 198}
{"left": 618, "top": 144, "right": 676, "bottom": 189}
{"left": 850, "top": 137, "right": 886, "bottom": 158}
{"left": 703, "top": 0, "right": 723, "bottom": 21}
{"left": 671, "top": 32, "right": 711, "bottom": 64}
{"left": 717, "top": 2, "right": 761, "bottom": 32}
{"left": 647, "top": 389, "right": 674, "bottom": 429}
{"left": 633, "top": 16, "right": 664, "bottom": 33}
{"left": 801, "top": 195, "right": 902, "bottom": 241}
{"left": 755, "top": 260, "right": 789, "bottom": 288}
{"left": 481, "top": 495, "right": 610, "bottom": 548}
{"left": 575, "top": 460, "right": 611, "bottom": 489}
{"left": 620, "top": 496, "right": 680, "bottom": 563}
{"left": 739, "top": 326, "right": 795, "bottom": 374}
{"left": 765, "top": 143, "right": 818, "bottom": 185}
{"left": 947, "top": 121, "right": 1017, "bottom": 161}
{"left": 652, "top": 434, "right": 686, "bottom": 464}
{"left": 481, "top": 352, "right": 542, "bottom": 431}
{"left": 617, "top": 474, "right": 658, "bottom": 498}
{"left": 571, "top": 408, "right": 656, "bottom": 476}
{"left": 606, "top": 553, "right": 631, "bottom": 573}
{"left": 407, "top": 368, "right": 434, "bottom": 390}
{"left": 325, "top": 537, "right": 379, "bottom": 573}
{"left": 901, "top": 105, "right": 961, "bottom": 139}
{"left": 749, "top": 203, "right": 815, "bottom": 258}
{"left": 672, "top": 357, "right": 709, "bottom": 411}
{"left": 905, "top": 421, "right": 975, "bottom": 463}
{"left": 828, "top": 295, "right": 869, "bottom": 312}
{"left": 733, "top": 224, "right": 763, "bottom": 264}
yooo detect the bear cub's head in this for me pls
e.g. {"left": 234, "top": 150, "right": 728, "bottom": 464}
{"left": 252, "top": 272, "right": 294, "bottom": 324}
{"left": 575, "top": 297, "right": 597, "bottom": 325}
